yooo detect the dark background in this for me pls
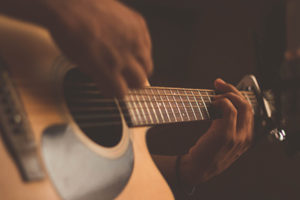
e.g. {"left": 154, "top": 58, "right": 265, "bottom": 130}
{"left": 124, "top": 1, "right": 300, "bottom": 199}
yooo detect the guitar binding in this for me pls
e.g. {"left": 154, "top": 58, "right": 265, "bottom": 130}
{"left": 0, "top": 58, "right": 44, "bottom": 181}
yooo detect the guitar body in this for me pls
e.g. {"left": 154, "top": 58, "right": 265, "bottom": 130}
{"left": 0, "top": 16, "right": 174, "bottom": 200}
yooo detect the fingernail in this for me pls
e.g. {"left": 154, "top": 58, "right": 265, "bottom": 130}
{"left": 216, "top": 78, "right": 226, "bottom": 84}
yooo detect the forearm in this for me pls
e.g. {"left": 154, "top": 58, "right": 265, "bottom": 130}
{"left": 152, "top": 154, "right": 195, "bottom": 187}
{"left": 153, "top": 154, "right": 199, "bottom": 199}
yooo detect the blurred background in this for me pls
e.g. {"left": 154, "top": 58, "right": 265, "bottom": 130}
{"left": 124, "top": 0, "right": 300, "bottom": 199}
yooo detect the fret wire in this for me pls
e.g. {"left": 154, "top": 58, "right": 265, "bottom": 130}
{"left": 133, "top": 90, "right": 148, "bottom": 125}
{"left": 184, "top": 90, "right": 197, "bottom": 120}
{"left": 133, "top": 110, "right": 200, "bottom": 118}
{"left": 151, "top": 88, "right": 165, "bottom": 123}
{"left": 125, "top": 99, "right": 213, "bottom": 104}
{"left": 67, "top": 97, "right": 257, "bottom": 105}
{"left": 141, "top": 110, "right": 200, "bottom": 121}
{"left": 205, "top": 91, "right": 212, "bottom": 119}
{"left": 124, "top": 95, "right": 136, "bottom": 125}
{"left": 170, "top": 89, "right": 184, "bottom": 121}
{"left": 164, "top": 89, "right": 177, "bottom": 122}
{"left": 72, "top": 107, "right": 228, "bottom": 121}
{"left": 70, "top": 92, "right": 257, "bottom": 118}
{"left": 140, "top": 89, "right": 154, "bottom": 124}
{"left": 206, "top": 91, "right": 213, "bottom": 103}
{"left": 198, "top": 90, "right": 210, "bottom": 119}
{"left": 186, "top": 90, "right": 202, "bottom": 120}
{"left": 66, "top": 82, "right": 256, "bottom": 95}
{"left": 67, "top": 82, "right": 255, "bottom": 95}
{"left": 68, "top": 98, "right": 258, "bottom": 124}
{"left": 157, "top": 88, "right": 171, "bottom": 123}
{"left": 70, "top": 105, "right": 260, "bottom": 128}
{"left": 146, "top": 90, "right": 159, "bottom": 124}
{"left": 70, "top": 102, "right": 258, "bottom": 112}
{"left": 135, "top": 117, "right": 205, "bottom": 126}
{"left": 66, "top": 95, "right": 258, "bottom": 105}
{"left": 144, "top": 86, "right": 254, "bottom": 94}
{"left": 128, "top": 93, "right": 142, "bottom": 125}
{"left": 191, "top": 90, "right": 204, "bottom": 120}
{"left": 68, "top": 90, "right": 257, "bottom": 99}
{"left": 177, "top": 89, "right": 190, "bottom": 121}
{"left": 78, "top": 116, "right": 213, "bottom": 128}
{"left": 131, "top": 91, "right": 254, "bottom": 98}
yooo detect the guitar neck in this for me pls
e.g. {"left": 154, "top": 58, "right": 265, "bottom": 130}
{"left": 63, "top": 68, "right": 258, "bottom": 128}
{"left": 121, "top": 86, "right": 258, "bottom": 127}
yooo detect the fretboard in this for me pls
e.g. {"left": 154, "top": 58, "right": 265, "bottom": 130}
{"left": 121, "top": 86, "right": 258, "bottom": 127}
{"left": 62, "top": 68, "right": 258, "bottom": 128}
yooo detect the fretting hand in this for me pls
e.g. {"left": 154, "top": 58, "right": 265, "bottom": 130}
{"left": 179, "top": 78, "right": 254, "bottom": 186}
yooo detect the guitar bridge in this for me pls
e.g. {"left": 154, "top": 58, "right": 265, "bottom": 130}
{"left": 0, "top": 59, "right": 44, "bottom": 182}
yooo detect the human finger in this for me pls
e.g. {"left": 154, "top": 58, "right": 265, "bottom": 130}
{"left": 214, "top": 92, "right": 252, "bottom": 128}
{"left": 214, "top": 78, "right": 242, "bottom": 98}
{"left": 122, "top": 55, "right": 148, "bottom": 88}
{"left": 89, "top": 68, "right": 129, "bottom": 97}
{"left": 210, "top": 97, "right": 237, "bottom": 139}
{"left": 214, "top": 93, "right": 253, "bottom": 138}
{"left": 128, "top": 11, "right": 153, "bottom": 76}
{"left": 133, "top": 45, "right": 153, "bottom": 77}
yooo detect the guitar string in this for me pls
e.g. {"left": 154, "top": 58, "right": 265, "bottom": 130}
{"left": 66, "top": 94, "right": 258, "bottom": 101}
{"left": 66, "top": 83, "right": 258, "bottom": 127}
{"left": 70, "top": 101, "right": 259, "bottom": 127}
{"left": 76, "top": 99, "right": 259, "bottom": 127}
{"left": 69, "top": 102, "right": 258, "bottom": 111}
{"left": 66, "top": 91, "right": 255, "bottom": 97}
{"left": 67, "top": 96, "right": 258, "bottom": 103}
{"left": 65, "top": 82, "right": 255, "bottom": 94}
{"left": 77, "top": 117, "right": 224, "bottom": 128}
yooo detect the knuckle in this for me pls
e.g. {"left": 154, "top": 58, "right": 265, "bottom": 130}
{"left": 244, "top": 102, "right": 254, "bottom": 114}
{"left": 240, "top": 100, "right": 249, "bottom": 110}
{"left": 240, "top": 98, "right": 251, "bottom": 110}
{"left": 225, "top": 136, "right": 235, "bottom": 149}
{"left": 133, "top": 11, "right": 148, "bottom": 29}
{"left": 228, "top": 105, "right": 237, "bottom": 116}
{"left": 222, "top": 132, "right": 235, "bottom": 148}
{"left": 227, "top": 83, "right": 236, "bottom": 91}
{"left": 227, "top": 92, "right": 235, "bottom": 97}
{"left": 222, "top": 98, "right": 231, "bottom": 106}
{"left": 221, "top": 98, "right": 237, "bottom": 116}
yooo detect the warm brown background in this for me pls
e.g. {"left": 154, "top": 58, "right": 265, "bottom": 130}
{"left": 123, "top": 1, "right": 300, "bottom": 199}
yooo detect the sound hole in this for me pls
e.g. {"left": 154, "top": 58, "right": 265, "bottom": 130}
{"left": 63, "top": 68, "right": 122, "bottom": 147}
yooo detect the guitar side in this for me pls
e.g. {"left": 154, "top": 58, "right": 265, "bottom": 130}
{"left": 0, "top": 16, "right": 174, "bottom": 200}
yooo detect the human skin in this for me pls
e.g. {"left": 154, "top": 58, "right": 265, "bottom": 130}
{"left": 0, "top": 0, "right": 153, "bottom": 97}
{"left": 153, "top": 79, "right": 253, "bottom": 191}
{"left": 0, "top": 0, "right": 254, "bottom": 194}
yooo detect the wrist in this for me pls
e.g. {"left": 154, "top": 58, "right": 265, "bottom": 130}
{"left": 175, "top": 155, "right": 197, "bottom": 196}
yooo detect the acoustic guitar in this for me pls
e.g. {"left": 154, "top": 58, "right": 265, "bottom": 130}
{"left": 0, "top": 16, "right": 282, "bottom": 200}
